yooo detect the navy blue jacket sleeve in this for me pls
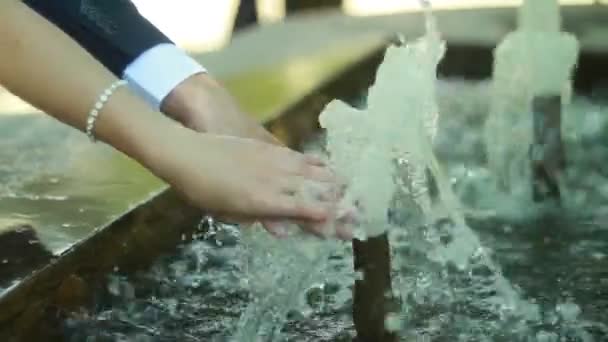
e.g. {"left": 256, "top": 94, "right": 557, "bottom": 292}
{"left": 23, "top": 0, "right": 174, "bottom": 77}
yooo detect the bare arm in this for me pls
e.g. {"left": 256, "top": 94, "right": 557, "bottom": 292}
{"left": 0, "top": 1, "right": 341, "bottom": 235}
{"left": 0, "top": 0, "right": 171, "bottom": 162}
{"left": 161, "top": 72, "right": 281, "bottom": 145}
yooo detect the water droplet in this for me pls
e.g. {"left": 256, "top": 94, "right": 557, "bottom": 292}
{"left": 536, "top": 331, "right": 559, "bottom": 342}
{"left": 384, "top": 313, "right": 402, "bottom": 332}
{"left": 107, "top": 278, "right": 120, "bottom": 296}
{"left": 556, "top": 301, "right": 581, "bottom": 322}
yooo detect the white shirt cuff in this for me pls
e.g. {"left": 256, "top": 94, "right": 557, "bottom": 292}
{"left": 123, "top": 43, "right": 207, "bottom": 110}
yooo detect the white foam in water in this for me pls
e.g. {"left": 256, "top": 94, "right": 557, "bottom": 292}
{"left": 319, "top": 2, "right": 442, "bottom": 239}
{"left": 232, "top": 222, "right": 347, "bottom": 341}
{"left": 363, "top": 2, "right": 544, "bottom": 334}
{"left": 484, "top": 0, "right": 579, "bottom": 194}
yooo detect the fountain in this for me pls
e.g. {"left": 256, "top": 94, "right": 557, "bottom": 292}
{"left": 317, "top": 4, "right": 443, "bottom": 340}
{"left": 484, "top": 0, "right": 579, "bottom": 202}
{"left": 232, "top": 1, "right": 606, "bottom": 340}
{"left": 4, "top": 1, "right": 608, "bottom": 341}
{"left": 233, "top": 1, "right": 545, "bottom": 340}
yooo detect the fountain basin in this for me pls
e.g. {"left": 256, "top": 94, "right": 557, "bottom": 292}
{"left": 1, "top": 4, "right": 608, "bottom": 341}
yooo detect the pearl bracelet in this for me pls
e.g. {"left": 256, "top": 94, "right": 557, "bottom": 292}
{"left": 86, "top": 79, "right": 128, "bottom": 142}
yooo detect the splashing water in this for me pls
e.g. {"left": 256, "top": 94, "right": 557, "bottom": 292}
{"left": 231, "top": 227, "right": 345, "bottom": 342}
{"left": 234, "top": 1, "right": 555, "bottom": 340}
{"left": 484, "top": 0, "right": 579, "bottom": 196}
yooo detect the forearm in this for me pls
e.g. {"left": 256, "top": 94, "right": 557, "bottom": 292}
{"left": 0, "top": 1, "right": 174, "bottom": 163}
{"left": 21, "top": 0, "right": 272, "bottom": 146}
{"left": 161, "top": 73, "right": 233, "bottom": 126}
{"left": 161, "top": 72, "right": 282, "bottom": 145}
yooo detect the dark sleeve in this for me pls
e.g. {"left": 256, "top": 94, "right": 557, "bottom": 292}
{"left": 23, "top": 0, "right": 174, "bottom": 77}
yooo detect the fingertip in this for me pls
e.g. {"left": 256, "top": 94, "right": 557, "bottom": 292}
{"left": 308, "top": 205, "right": 332, "bottom": 222}
{"left": 341, "top": 209, "right": 362, "bottom": 225}
{"left": 336, "top": 225, "right": 354, "bottom": 241}
{"left": 301, "top": 222, "right": 330, "bottom": 240}
{"left": 306, "top": 166, "right": 336, "bottom": 183}
{"left": 264, "top": 221, "right": 289, "bottom": 238}
{"left": 304, "top": 154, "right": 327, "bottom": 166}
{"left": 289, "top": 199, "right": 332, "bottom": 222}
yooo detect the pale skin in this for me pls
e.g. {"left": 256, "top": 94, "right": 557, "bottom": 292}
{"left": 0, "top": 1, "right": 352, "bottom": 239}
{"left": 160, "top": 72, "right": 291, "bottom": 232}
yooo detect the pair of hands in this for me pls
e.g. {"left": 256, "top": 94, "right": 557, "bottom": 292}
{"left": 155, "top": 73, "right": 354, "bottom": 240}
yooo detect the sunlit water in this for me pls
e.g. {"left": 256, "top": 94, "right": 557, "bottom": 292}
{"left": 62, "top": 80, "right": 608, "bottom": 341}
{"left": 0, "top": 113, "right": 164, "bottom": 292}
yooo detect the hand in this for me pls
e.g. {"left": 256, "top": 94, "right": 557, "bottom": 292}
{"left": 161, "top": 73, "right": 355, "bottom": 238}
{"left": 255, "top": 181, "right": 360, "bottom": 241}
{"left": 261, "top": 201, "right": 359, "bottom": 241}
{"left": 161, "top": 73, "right": 357, "bottom": 240}
{"left": 145, "top": 127, "right": 341, "bottom": 234}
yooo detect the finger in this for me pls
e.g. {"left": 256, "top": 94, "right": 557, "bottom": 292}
{"left": 284, "top": 156, "right": 335, "bottom": 182}
{"left": 214, "top": 212, "right": 289, "bottom": 236}
{"left": 296, "top": 220, "right": 330, "bottom": 239}
{"left": 314, "top": 183, "right": 340, "bottom": 202}
{"left": 336, "top": 203, "right": 362, "bottom": 225}
{"left": 304, "top": 165, "right": 336, "bottom": 183}
{"left": 334, "top": 222, "right": 354, "bottom": 241}
{"left": 213, "top": 215, "right": 294, "bottom": 240}
{"left": 333, "top": 206, "right": 359, "bottom": 241}
{"left": 213, "top": 214, "right": 254, "bottom": 226}
{"left": 304, "top": 154, "right": 327, "bottom": 166}
{"left": 245, "top": 192, "right": 322, "bottom": 221}
{"left": 297, "top": 219, "right": 354, "bottom": 241}
{"left": 283, "top": 180, "right": 339, "bottom": 204}
{"left": 273, "top": 194, "right": 331, "bottom": 222}
{"left": 263, "top": 220, "right": 289, "bottom": 238}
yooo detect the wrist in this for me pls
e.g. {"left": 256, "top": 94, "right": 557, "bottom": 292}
{"left": 123, "top": 43, "right": 207, "bottom": 110}
{"left": 160, "top": 72, "right": 228, "bottom": 130}
{"left": 94, "top": 85, "right": 183, "bottom": 169}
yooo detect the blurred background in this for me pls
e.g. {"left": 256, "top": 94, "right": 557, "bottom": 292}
{"left": 1, "top": 0, "right": 606, "bottom": 115}
{"left": 131, "top": 0, "right": 603, "bottom": 51}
